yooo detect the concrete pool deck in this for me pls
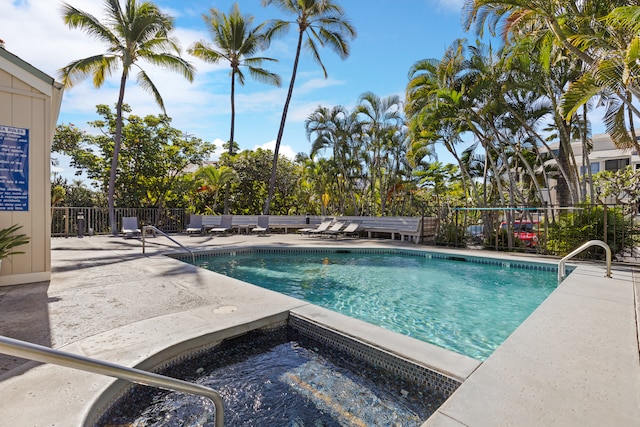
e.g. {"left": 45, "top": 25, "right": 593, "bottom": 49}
{"left": 0, "top": 233, "right": 638, "bottom": 426}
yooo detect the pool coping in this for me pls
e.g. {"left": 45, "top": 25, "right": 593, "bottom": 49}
{"left": 0, "top": 234, "right": 638, "bottom": 426}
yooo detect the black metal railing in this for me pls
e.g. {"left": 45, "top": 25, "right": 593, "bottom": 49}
{"left": 51, "top": 207, "right": 187, "bottom": 237}
{"left": 427, "top": 203, "right": 639, "bottom": 259}
{"left": 51, "top": 204, "right": 640, "bottom": 260}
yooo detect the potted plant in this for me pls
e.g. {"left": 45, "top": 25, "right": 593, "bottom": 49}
{"left": 0, "top": 224, "right": 30, "bottom": 271}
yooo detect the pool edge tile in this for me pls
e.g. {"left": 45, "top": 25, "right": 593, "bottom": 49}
{"left": 290, "top": 304, "right": 481, "bottom": 384}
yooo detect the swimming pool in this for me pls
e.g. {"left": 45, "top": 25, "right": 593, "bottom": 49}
{"left": 191, "top": 249, "right": 559, "bottom": 360}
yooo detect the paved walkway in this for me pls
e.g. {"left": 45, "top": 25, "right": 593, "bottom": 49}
{"left": 0, "top": 233, "right": 638, "bottom": 426}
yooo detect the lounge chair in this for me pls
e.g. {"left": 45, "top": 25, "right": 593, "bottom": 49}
{"left": 252, "top": 215, "right": 269, "bottom": 235}
{"left": 186, "top": 214, "right": 203, "bottom": 235}
{"left": 121, "top": 217, "right": 141, "bottom": 238}
{"left": 314, "top": 221, "right": 345, "bottom": 237}
{"left": 327, "top": 221, "right": 360, "bottom": 239}
{"left": 298, "top": 219, "right": 333, "bottom": 236}
{"left": 209, "top": 215, "right": 233, "bottom": 235}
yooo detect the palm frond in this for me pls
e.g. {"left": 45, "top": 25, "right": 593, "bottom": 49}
{"left": 625, "top": 36, "right": 640, "bottom": 68}
{"left": 59, "top": 54, "right": 118, "bottom": 88}
{"left": 602, "top": 6, "right": 640, "bottom": 34}
{"left": 247, "top": 67, "right": 282, "bottom": 86}
{"left": 263, "top": 19, "right": 291, "bottom": 41}
{"left": 604, "top": 101, "right": 635, "bottom": 150}
{"left": 135, "top": 68, "right": 165, "bottom": 113}
{"left": 304, "top": 36, "right": 328, "bottom": 78}
{"left": 61, "top": 2, "right": 118, "bottom": 45}
{"left": 188, "top": 42, "right": 225, "bottom": 63}
{"left": 562, "top": 74, "right": 601, "bottom": 120}
{"left": 0, "top": 224, "right": 29, "bottom": 258}
{"left": 142, "top": 53, "right": 195, "bottom": 82}
{"left": 593, "top": 58, "right": 625, "bottom": 92}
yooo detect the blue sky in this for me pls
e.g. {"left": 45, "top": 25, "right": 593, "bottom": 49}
{"left": 2, "top": 0, "right": 556, "bottom": 182}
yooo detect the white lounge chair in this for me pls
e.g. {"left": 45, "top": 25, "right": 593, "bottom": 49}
{"left": 121, "top": 217, "right": 141, "bottom": 238}
{"left": 299, "top": 219, "right": 333, "bottom": 235}
{"left": 209, "top": 215, "right": 233, "bottom": 235}
{"left": 315, "top": 221, "right": 345, "bottom": 237}
{"left": 326, "top": 221, "right": 360, "bottom": 239}
{"left": 186, "top": 214, "right": 203, "bottom": 235}
{"left": 252, "top": 215, "right": 269, "bottom": 235}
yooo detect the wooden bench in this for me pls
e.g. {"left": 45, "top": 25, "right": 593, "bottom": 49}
{"left": 201, "top": 215, "right": 221, "bottom": 233}
{"left": 231, "top": 215, "right": 259, "bottom": 234}
{"left": 422, "top": 217, "right": 438, "bottom": 242}
{"left": 190, "top": 215, "right": 304, "bottom": 234}
{"left": 365, "top": 217, "right": 423, "bottom": 243}
{"left": 189, "top": 215, "right": 435, "bottom": 242}
{"left": 267, "top": 215, "right": 311, "bottom": 233}
{"left": 337, "top": 216, "right": 423, "bottom": 243}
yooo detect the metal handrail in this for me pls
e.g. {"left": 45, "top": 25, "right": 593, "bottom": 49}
{"left": 558, "top": 239, "right": 612, "bottom": 283}
{"left": 0, "top": 335, "right": 223, "bottom": 426}
{"left": 142, "top": 225, "right": 195, "bottom": 264}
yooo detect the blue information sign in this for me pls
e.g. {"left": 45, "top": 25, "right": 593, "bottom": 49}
{"left": 0, "top": 125, "right": 29, "bottom": 211}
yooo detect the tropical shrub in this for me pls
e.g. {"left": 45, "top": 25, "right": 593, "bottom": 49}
{"left": 0, "top": 224, "right": 29, "bottom": 259}
{"left": 545, "top": 205, "right": 636, "bottom": 258}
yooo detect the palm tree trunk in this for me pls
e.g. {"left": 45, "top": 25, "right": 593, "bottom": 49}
{"left": 581, "top": 106, "right": 594, "bottom": 202}
{"left": 626, "top": 92, "right": 640, "bottom": 154}
{"left": 505, "top": 103, "right": 575, "bottom": 203}
{"left": 108, "top": 71, "right": 128, "bottom": 235}
{"left": 264, "top": 30, "right": 304, "bottom": 214}
{"left": 554, "top": 114, "right": 578, "bottom": 206}
{"left": 224, "top": 71, "right": 237, "bottom": 215}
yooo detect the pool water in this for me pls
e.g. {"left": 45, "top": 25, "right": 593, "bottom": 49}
{"left": 195, "top": 251, "right": 558, "bottom": 360}
{"left": 98, "top": 327, "right": 443, "bottom": 426}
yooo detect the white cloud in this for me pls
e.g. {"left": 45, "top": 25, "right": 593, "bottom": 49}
{"left": 296, "top": 76, "right": 345, "bottom": 95}
{"left": 1, "top": 0, "right": 100, "bottom": 76}
{"left": 253, "top": 140, "right": 297, "bottom": 159}
{"left": 0, "top": 0, "right": 242, "bottom": 144}
{"left": 233, "top": 88, "right": 285, "bottom": 113}
{"left": 1, "top": 0, "right": 406, "bottom": 163}
{"left": 208, "top": 138, "right": 226, "bottom": 160}
{"left": 262, "top": 38, "right": 295, "bottom": 63}
{"left": 286, "top": 101, "right": 322, "bottom": 123}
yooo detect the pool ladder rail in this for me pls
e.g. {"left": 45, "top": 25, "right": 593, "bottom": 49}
{"left": 558, "top": 239, "right": 612, "bottom": 284}
{"left": 141, "top": 225, "right": 196, "bottom": 264}
{"left": 0, "top": 335, "right": 224, "bottom": 426}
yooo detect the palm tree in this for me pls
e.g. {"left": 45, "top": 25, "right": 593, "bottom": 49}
{"left": 562, "top": 5, "right": 640, "bottom": 151}
{"left": 500, "top": 39, "right": 584, "bottom": 205}
{"left": 305, "top": 104, "right": 358, "bottom": 213}
{"left": 405, "top": 42, "right": 479, "bottom": 206}
{"left": 355, "top": 92, "right": 404, "bottom": 215}
{"left": 463, "top": 0, "right": 640, "bottom": 149}
{"left": 188, "top": 3, "right": 281, "bottom": 214}
{"left": 261, "top": 0, "right": 356, "bottom": 214}
{"left": 60, "top": 0, "right": 195, "bottom": 235}
{"left": 51, "top": 184, "right": 66, "bottom": 207}
{"left": 196, "top": 165, "right": 238, "bottom": 214}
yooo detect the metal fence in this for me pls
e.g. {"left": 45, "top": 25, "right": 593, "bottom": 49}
{"left": 51, "top": 204, "right": 640, "bottom": 260}
{"left": 427, "top": 203, "right": 640, "bottom": 259}
{"left": 51, "top": 207, "right": 187, "bottom": 237}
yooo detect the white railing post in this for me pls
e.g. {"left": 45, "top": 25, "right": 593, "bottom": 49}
{"left": 558, "top": 240, "right": 612, "bottom": 283}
